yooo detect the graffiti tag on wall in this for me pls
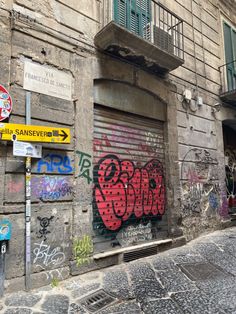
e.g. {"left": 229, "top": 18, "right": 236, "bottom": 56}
{"left": 225, "top": 148, "right": 236, "bottom": 196}
{"left": 93, "top": 154, "right": 165, "bottom": 231}
{"left": 33, "top": 241, "right": 65, "bottom": 269}
{"left": 73, "top": 235, "right": 93, "bottom": 267}
{"left": 76, "top": 150, "right": 92, "bottom": 184}
{"left": 37, "top": 216, "right": 54, "bottom": 241}
{"left": 116, "top": 222, "right": 152, "bottom": 247}
{"left": 32, "top": 176, "right": 73, "bottom": 201}
{"left": 6, "top": 176, "right": 73, "bottom": 202}
{"left": 219, "top": 189, "right": 229, "bottom": 217}
{"left": 93, "top": 127, "right": 163, "bottom": 164}
{"left": 145, "top": 131, "right": 163, "bottom": 154}
{"left": 36, "top": 153, "right": 73, "bottom": 174}
{"left": 181, "top": 148, "right": 222, "bottom": 215}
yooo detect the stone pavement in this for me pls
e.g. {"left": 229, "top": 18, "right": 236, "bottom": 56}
{"left": 1, "top": 227, "right": 236, "bottom": 314}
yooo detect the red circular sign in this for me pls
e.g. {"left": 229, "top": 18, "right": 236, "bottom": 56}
{"left": 0, "top": 84, "right": 12, "bottom": 121}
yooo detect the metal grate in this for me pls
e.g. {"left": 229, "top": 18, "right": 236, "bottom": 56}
{"left": 178, "top": 262, "right": 227, "bottom": 281}
{"left": 79, "top": 289, "right": 117, "bottom": 313}
{"left": 123, "top": 246, "right": 157, "bottom": 262}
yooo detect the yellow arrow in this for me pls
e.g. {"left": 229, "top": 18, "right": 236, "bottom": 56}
{"left": 0, "top": 123, "right": 70, "bottom": 144}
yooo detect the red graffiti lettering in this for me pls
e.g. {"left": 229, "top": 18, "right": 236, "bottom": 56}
{"left": 102, "top": 134, "right": 112, "bottom": 147}
{"left": 93, "top": 155, "right": 165, "bottom": 231}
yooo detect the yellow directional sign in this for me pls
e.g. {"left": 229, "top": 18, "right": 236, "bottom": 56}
{"left": 0, "top": 123, "right": 70, "bottom": 144}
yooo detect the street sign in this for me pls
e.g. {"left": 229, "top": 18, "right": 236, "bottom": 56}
{"left": 23, "top": 61, "right": 73, "bottom": 101}
{"left": 13, "top": 141, "right": 42, "bottom": 158}
{"left": 0, "top": 123, "right": 70, "bottom": 143}
{"left": 0, "top": 85, "right": 12, "bottom": 121}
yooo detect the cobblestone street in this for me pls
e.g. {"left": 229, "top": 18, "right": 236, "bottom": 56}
{"left": 1, "top": 227, "right": 236, "bottom": 314}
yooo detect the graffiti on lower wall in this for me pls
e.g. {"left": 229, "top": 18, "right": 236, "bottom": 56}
{"left": 44, "top": 268, "right": 65, "bottom": 281}
{"left": 37, "top": 216, "right": 54, "bottom": 241}
{"left": 93, "top": 154, "right": 165, "bottom": 232}
{"left": 116, "top": 222, "right": 153, "bottom": 247}
{"left": 32, "top": 176, "right": 73, "bottom": 201}
{"left": 219, "top": 189, "right": 229, "bottom": 217}
{"left": 181, "top": 181, "right": 221, "bottom": 213}
{"left": 73, "top": 235, "right": 93, "bottom": 267}
{"left": 225, "top": 149, "right": 236, "bottom": 196}
{"left": 33, "top": 213, "right": 68, "bottom": 272}
{"left": 33, "top": 241, "right": 65, "bottom": 269}
{"left": 6, "top": 175, "right": 74, "bottom": 202}
{"left": 181, "top": 148, "right": 225, "bottom": 215}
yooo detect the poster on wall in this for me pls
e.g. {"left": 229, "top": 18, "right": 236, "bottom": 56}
{"left": 0, "top": 84, "right": 13, "bottom": 121}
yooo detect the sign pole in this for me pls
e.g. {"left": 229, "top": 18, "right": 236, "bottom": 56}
{"left": 0, "top": 247, "right": 5, "bottom": 297}
{"left": 25, "top": 91, "right": 31, "bottom": 291}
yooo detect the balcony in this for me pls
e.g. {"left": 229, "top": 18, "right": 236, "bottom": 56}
{"left": 95, "top": 0, "right": 184, "bottom": 74}
{"left": 219, "top": 60, "right": 236, "bottom": 106}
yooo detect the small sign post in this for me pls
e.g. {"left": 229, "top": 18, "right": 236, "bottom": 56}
{"left": 19, "top": 60, "right": 72, "bottom": 292}
{"left": 25, "top": 92, "right": 31, "bottom": 291}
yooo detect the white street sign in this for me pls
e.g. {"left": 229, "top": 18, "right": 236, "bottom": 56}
{"left": 13, "top": 141, "right": 42, "bottom": 158}
{"left": 23, "top": 61, "right": 73, "bottom": 101}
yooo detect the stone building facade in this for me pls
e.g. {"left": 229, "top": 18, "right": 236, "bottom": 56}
{"left": 0, "top": 0, "right": 235, "bottom": 292}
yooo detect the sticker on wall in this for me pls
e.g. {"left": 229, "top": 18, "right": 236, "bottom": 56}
{"left": 13, "top": 141, "right": 42, "bottom": 158}
{"left": 0, "top": 85, "right": 13, "bottom": 121}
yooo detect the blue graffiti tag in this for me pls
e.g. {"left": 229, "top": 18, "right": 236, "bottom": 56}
{"left": 209, "top": 192, "right": 219, "bottom": 210}
{"left": 37, "top": 154, "right": 73, "bottom": 174}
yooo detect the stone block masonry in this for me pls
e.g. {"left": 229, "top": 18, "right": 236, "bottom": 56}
{"left": 0, "top": 0, "right": 234, "bottom": 292}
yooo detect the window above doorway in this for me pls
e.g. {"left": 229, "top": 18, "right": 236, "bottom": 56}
{"left": 95, "top": 0, "right": 184, "bottom": 74}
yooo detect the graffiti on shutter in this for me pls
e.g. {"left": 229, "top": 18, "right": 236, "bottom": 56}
{"left": 93, "top": 106, "right": 167, "bottom": 248}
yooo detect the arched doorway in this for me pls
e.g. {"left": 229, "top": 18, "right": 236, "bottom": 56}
{"left": 93, "top": 80, "right": 169, "bottom": 251}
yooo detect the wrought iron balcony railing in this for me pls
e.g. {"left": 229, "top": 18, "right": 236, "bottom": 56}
{"left": 99, "top": 0, "right": 184, "bottom": 61}
{"left": 219, "top": 60, "right": 236, "bottom": 95}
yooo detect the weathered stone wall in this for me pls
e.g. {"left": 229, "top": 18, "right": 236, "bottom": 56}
{"left": 164, "top": 0, "right": 234, "bottom": 239}
{"left": 0, "top": 0, "right": 234, "bottom": 292}
{"left": 0, "top": 0, "right": 96, "bottom": 291}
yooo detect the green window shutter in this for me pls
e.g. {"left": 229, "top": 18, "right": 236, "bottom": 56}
{"left": 114, "top": 0, "right": 150, "bottom": 36}
{"left": 224, "top": 23, "right": 233, "bottom": 64}
{"left": 130, "top": 0, "right": 151, "bottom": 36}
{"left": 130, "top": 9, "right": 140, "bottom": 34}
{"left": 232, "top": 29, "right": 236, "bottom": 62}
{"left": 223, "top": 22, "right": 236, "bottom": 91}
{"left": 139, "top": 0, "right": 151, "bottom": 31}
{"left": 114, "top": 0, "right": 127, "bottom": 28}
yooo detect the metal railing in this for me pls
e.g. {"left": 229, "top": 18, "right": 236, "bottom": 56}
{"left": 219, "top": 60, "right": 236, "bottom": 94}
{"left": 99, "top": 0, "right": 184, "bottom": 60}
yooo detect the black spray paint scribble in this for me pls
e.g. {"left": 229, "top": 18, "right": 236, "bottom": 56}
{"left": 37, "top": 216, "right": 54, "bottom": 241}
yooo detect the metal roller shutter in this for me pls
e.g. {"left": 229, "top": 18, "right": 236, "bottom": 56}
{"left": 93, "top": 105, "right": 168, "bottom": 250}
